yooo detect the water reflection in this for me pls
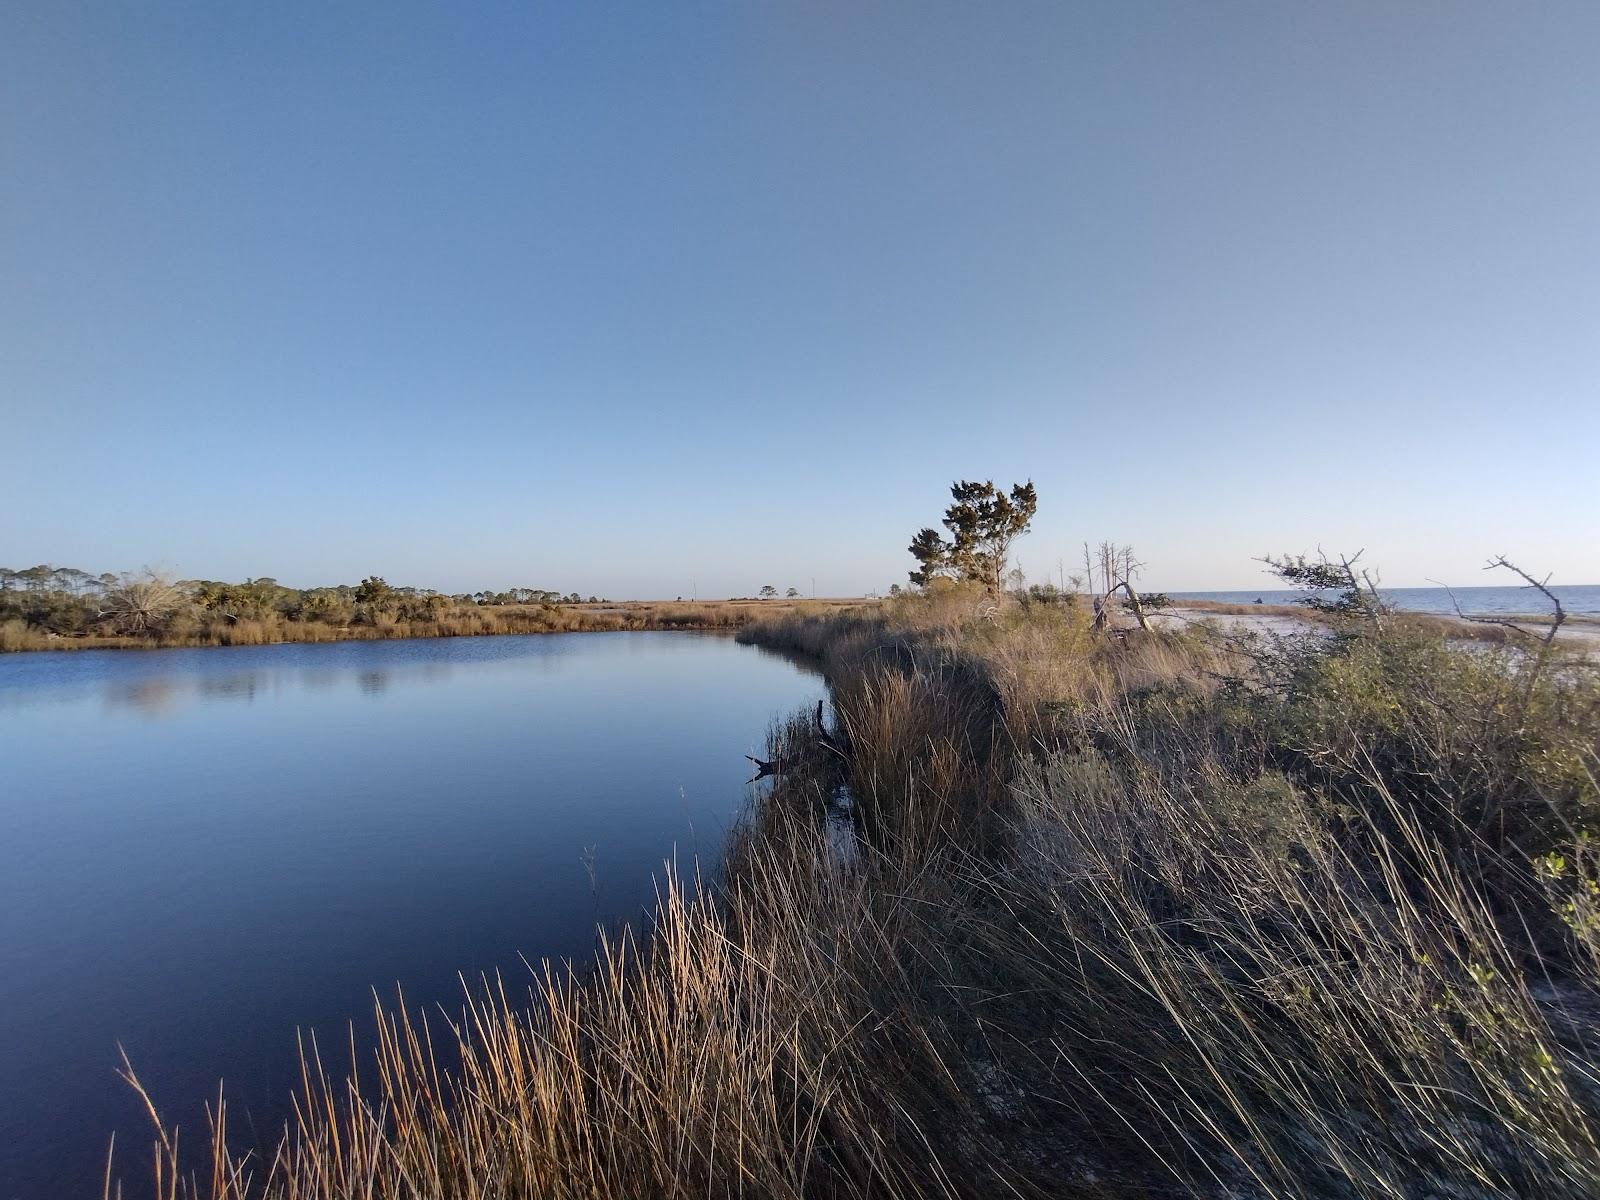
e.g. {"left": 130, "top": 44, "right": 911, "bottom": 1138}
{"left": 111, "top": 679, "right": 180, "bottom": 714}
{"left": 199, "top": 672, "right": 264, "bottom": 702}
{"left": 105, "top": 668, "right": 281, "bottom": 713}
{"left": 94, "top": 659, "right": 462, "bottom": 713}
{"left": 0, "top": 631, "right": 826, "bottom": 1199}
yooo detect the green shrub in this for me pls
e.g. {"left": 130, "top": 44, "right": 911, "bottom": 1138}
{"left": 1252, "top": 623, "right": 1600, "bottom": 861}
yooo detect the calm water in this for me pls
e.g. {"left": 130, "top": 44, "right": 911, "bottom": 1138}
{"left": 1173, "top": 584, "right": 1600, "bottom": 617}
{"left": 0, "top": 632, "right": 824, "bottom": 1199}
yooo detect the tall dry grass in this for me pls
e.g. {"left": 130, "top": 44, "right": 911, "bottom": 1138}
{"left": 113, "top": 818, "right": 1035, "bottom": 1199}
{"left": 986, "top": 738, "right": 1600, "bottom": 1197}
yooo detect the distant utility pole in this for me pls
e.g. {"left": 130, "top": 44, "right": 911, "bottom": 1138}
{"left": 811, "top": 576, "right": 816, "bottom": 599}
{"left": 692, "top": 578, "right": 697, "bottom": 601}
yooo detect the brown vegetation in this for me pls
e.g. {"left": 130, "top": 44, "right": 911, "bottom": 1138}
{"left": 0, "top": 564, "right": 872, "bottom": 652}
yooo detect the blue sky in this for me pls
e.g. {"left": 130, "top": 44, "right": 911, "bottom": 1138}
{"left": 4, "top": 2, "right": 1596, "bottom": 596}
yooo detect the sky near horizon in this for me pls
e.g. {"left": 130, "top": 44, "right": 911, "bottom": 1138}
{"left": 4, "top": 3, "right": 1596, "bottom": 597}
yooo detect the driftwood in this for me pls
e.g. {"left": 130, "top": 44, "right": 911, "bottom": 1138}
{"left": 745, "top": 701, "right": 849, "bottom": 782}
{"left": 1092, "top": 580, "right": 1154, "bottom": 633}
{"left": 745, "top": 754, "right": 783, "bottom": 782}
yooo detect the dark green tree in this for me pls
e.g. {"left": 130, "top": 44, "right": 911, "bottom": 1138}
{"left": 908, "top": 480, "right": 1038, "bottom": 593}
{"left": 907, "top": 527, "right": 950, "bottom": 588}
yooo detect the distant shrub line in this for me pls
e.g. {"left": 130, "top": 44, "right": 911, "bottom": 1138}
{"left": 0, "top": 566, "right": 774, "bottom": 650}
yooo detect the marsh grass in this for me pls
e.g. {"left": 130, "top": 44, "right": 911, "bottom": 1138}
{"left": 111, "top": 585, "right": 1600, "bottom": 1198}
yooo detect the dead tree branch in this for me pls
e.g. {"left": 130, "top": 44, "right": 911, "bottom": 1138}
{"left": 746, "top": 701, "right": 849, "bottom": 781}
{"left": 1429, "top": 558, "right": 1567, "bottom": 650}
{"left": 1429, "top": 556, "right": 1567, "bottom": 703}
{"left": 815, "top": 699, "right": 851, "bottom": 762}
{"left": 1121, "top": 581, "right": 1153, "bottom": 633}
{"left": 745, "top": 754, "right": 782, "bottom": 783}
{"left": 1429, "top": 579, "right": 1539, "bottom": 642}
{"left": 1486, "top": 555, "right": 1566, "bottom": 650}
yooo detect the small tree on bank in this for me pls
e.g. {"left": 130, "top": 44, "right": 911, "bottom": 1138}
{"left": 759, "top": 585, "right": 778, "bottom": 599}
{"left": 1260, "top": 549, "right": 1387, "bottom": 627}
{"left": 907, "top": 479, "right": 1037, "bottom": 593}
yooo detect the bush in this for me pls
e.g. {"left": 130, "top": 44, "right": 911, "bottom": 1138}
{"left": 1249, "top": 622, "right": 1600, "bottom": 862}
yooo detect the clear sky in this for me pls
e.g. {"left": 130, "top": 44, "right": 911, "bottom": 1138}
{"left": 4, "top": 3, "right": 1596, "bottom": 597}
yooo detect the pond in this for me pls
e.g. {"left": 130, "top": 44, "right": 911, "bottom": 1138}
{"left": 0, "top": 631, "right": 824, "bottom": 1198}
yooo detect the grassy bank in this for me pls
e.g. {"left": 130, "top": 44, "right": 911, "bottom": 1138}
{"left": 1, "top": 597, "right": 866, "bottom": 652}
{"left": 114, "top": 586, "right": 1600, "bottom": 1198}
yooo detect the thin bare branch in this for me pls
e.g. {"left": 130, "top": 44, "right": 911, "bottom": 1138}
{"left": 1484, "top": 554, "right": 1566, "bottom": 650}
{"left": 1426, "top": 578, "right": 1544, "bottom": 642}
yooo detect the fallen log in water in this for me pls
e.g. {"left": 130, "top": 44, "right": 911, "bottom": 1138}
{"left": 745, "top": 701, "right": 850, "bottom": 782}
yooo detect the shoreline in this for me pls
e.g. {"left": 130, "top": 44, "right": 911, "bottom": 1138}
{"left": 9, "top": 593, "right": 1594, "bottom": 656}
{"left": 10, "top": 592, "right": 1597, "bottom": 655}
{"left": 0, "top": 598, "right": 873, "bottom": 654}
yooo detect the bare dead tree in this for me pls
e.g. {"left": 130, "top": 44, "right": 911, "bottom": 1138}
{"left": 1115, "top": 580, "right": 1154, "bottom": 633}
{"left": 1485, "top": 555, "right": 1567, "bottom": 649}
{"left": 97, "top": 571, "right": 186, "bottom": 635}
{"left": 1430, "top": 555, "right": 1568, "bottom": 692}
{"left": 1086, "top": 542, "right": 1155, "bottom": 632}
{"left": 1086, "top": 542, "right": 1113, "bottom": 629}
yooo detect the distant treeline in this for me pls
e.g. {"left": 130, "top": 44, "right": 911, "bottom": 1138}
{"left": 0, "top": 565, "right": 653, "bottom": 651}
